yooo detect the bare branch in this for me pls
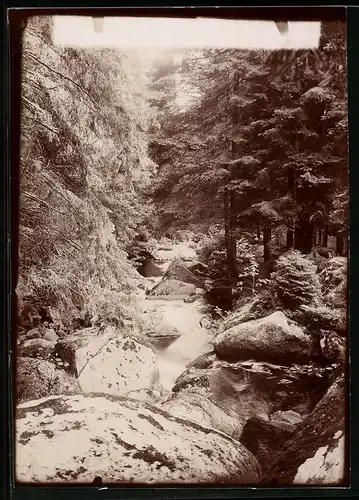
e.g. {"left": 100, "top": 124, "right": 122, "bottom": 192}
{"left": 22, "top": 191, "right": 68, "bottom": 215}
{"left": 26, "top": 52, "right": 98, "bottom": 111}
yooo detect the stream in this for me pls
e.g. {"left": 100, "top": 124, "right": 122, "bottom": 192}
{"left": 136, "top": 241, "right": 215, "bottom": 391}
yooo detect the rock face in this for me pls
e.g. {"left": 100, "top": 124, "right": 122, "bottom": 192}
{"left": 320, "top": 331, "right": 346, "bottom": 363}
{"left": 43, "top": 329, "right": 59, "bottom": 342}
{"left": 54, "top": 326, "right": 161, "bottom": 397}
{"left": 162, "top": 388, "right": 245, "bottom": 441}
{"left": 16, "top": 357, "right": 77, "bottom": 403}
{"left": 262, "top": 374, "right": 347, "bottom": 486}
{"left": 320, "top": 257, "right": 347, "bottom": 309}
{"left": 150, "top": 279, "right": 196, "bottom": 297}
{"left": 26, "top": 328, "right": 42, "bottom": 340}
{"left": 16, "top": 394, "right": 261, "bottom": 484}
{"left": 218, "top": 292, "right": 276, "bottom": 333}
{"left": 240, "top": 416, "right": 296, "bottom": 475}
{"left": 214, "top": 311, "right": 317, "bottom": 364}
{"left": 163, "top": 258, "right": 203, "bottom": 287}
{"left": 270, "top": 410, "right": 302, "bottom": 425}
{"left": 173, "top": 356, "right": 333, "bottom": 420}
{"left": 18, "top": 338, "right": 56, "bottom": 360}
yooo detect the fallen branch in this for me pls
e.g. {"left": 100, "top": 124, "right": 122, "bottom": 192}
{"left": 22, "top": 190, "right": 67, "bottom": 215}
{"left": 26, "top": 51, "right": 98, "bottom": 112}
{"left": 23, "top": 113, "right": 58, "bottom": 135}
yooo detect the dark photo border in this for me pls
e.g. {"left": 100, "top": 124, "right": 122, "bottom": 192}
{"left": 4, "top": 4, "right": 357, "bottom": 499}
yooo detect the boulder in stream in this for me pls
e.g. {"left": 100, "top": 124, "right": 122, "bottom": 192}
{"left": 214, "top": 311, "right": 319, "bottom": 365}
{"left": 163, "top": 258, "right": 203, "bottom": 287}
{"left": 54, "top": 326, "right": 161, "bottom": 397}
{"left": 149, "top": 279, "right": 196, "bottom": 298}
{"left": 15, "top": 393, "right": 261, "bottom": 484}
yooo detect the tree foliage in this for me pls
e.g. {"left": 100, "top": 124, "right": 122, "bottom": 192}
{"left": 271, "top": 250, "right": 322, "bottom": 309}
{"left": 18, "top": 16, "right": 156, "bottom": 326}
{"left": 148, "top": 21, "right": 348, "bottom": 259}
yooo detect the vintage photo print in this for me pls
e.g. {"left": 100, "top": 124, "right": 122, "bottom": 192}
{"left": 13, "top": 10, "right": 348, "bottom": 487}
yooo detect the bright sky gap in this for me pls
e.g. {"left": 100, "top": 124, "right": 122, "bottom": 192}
{"left": 52, "top": 16, "right": 321, "bottom": 50}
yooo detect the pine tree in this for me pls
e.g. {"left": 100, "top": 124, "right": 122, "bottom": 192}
{"left": 19, "top": 16, "right": 156, "bottom": 326}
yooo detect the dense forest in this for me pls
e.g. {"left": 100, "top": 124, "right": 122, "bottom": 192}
{"left": 15, "top": 16, "right": 348, "bottom": 487}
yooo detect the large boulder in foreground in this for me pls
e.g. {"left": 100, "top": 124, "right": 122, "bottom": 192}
{"left": 54, "top": 326, "right": 161, "bottom": 397}
{"left": 261, "top": 374, "right": 347, "bottom": 486}
{"left": 163, "top": 258, "right": 203, "bottom": 287}
{"left": 16, "top": 357, "right": 77, "bottom": 403}
{"left": 149, "top": 279, "right": 196, "bottom": 298}
{"left": 16, "top": 394, "right": 261, "bottom": 484}
{"left": 214, "top": 311, "right": 318, "bottom": 364}
{"left": 162, "top": 388, "right": 245, "bottom": 441}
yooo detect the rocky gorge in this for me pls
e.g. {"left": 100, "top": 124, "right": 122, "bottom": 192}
{"left": 15, "top": 236, "right": 348, "bottom": 486}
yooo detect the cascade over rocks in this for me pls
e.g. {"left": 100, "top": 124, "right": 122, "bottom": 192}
{"left": 54, "top": 326, "right": 161, "bottom": 398}
{"left": 16, "top": 394, "right": 261, "bottom": 484}
{"left": 214, "top": 311, "right": 320, "bottom": 365}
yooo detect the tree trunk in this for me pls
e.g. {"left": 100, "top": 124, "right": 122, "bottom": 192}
{"left": 318, "top": 229, "right": 322, "bottom": 246}
{"left": 224, "top": 186, "right": 237, "bottom": 286}
{"left": 263, "top": 225, "right": 272, "bottom": 262}
{"left": 295, "top": 219, "right": 314, "bottom": 254}
{"left": 322, "top": 225, "right": 328, "bottom": 247}
{"left": 336, "top": 233, "right": 344, "bottom": 256}
{"left": 257, "top": 225, "right": 261, "bottom": 241}
{"left": 287, "top": 166, "right": 296, "bottom": 249}
{"left": 287, "top": 228, "right": 294, "bottom": 248}
{"left": 294, "top": 223, "right": 303, "bottom": 252}
{"left": 303, "top": 223, "right": 314, "bottom": 254}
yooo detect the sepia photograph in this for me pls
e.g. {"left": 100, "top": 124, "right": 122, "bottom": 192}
{"left": 12, "top": 10, "right": 348, "bottom": 487}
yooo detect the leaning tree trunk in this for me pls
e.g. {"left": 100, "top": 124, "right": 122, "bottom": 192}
{"left": 263, "top": 225, "right": 272, "bottom": 262}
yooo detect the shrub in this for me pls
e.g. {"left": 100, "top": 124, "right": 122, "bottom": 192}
{"left": 294, "top": 305, "right": 347, "bottom": 335}
{"left": 271, "top": 250, "right": 322, "bottom": 309}
{"left": 319, "top": 257, "right": 347, "bottom": 308}
{"left": 198, "top": 232, "right": 225, "bottom": 264}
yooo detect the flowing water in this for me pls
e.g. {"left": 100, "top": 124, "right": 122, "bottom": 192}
{"left": 136, "top": 241, "right": 215, "bottom": 391}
